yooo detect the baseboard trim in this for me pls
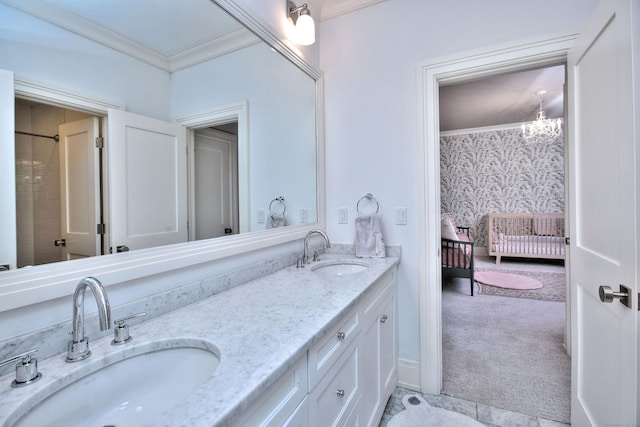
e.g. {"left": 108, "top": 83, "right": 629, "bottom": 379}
{"left": 397, "top": 358, "right": 421, "bottom": 391}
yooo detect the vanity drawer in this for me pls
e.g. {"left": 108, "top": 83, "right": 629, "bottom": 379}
{"left": 232, "top": 355, "right": 308, "bottom": 427}
{"left": 308, "top": 342, "right": 360, "bottom": 427}
{"left": 308, "top": 308, "right": 360, "bottom": 388}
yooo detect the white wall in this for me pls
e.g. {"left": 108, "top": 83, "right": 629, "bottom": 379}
{"left": 171, "top": 41, "right": 317, "bottom": 230}
{"left": 319, "top": 0, "right": 599, "bottom": 365}
{"left": 0, "top": 3, "right": 172, "bottom": 120}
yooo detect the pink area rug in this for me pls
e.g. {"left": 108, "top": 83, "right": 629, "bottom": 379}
{"left": 474, "top": 271, "right": 543, "bottom": 290}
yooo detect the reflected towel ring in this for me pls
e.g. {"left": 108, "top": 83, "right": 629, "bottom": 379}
{"left": 356, "top": 193, "right": 379, "bottom": 213}
{"left": 269, "top": 196, "right": 286, "bottom": 215}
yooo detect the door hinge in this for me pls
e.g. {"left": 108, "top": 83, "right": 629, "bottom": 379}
{"left": 565, "top": 237, "right": 570, "bottom": 245}
{"left": 95, "top": 137, "right": 104, "bottom": 149}
{"left": 97, "top": 223, "right": 106, "bottom": 235}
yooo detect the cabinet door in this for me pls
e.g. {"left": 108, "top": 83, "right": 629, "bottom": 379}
{"left": 359, "top": 310, "right": 381, "bottom": 427}
{"left": 379, "top": 292, "right": 397, "bottom": 397}
{"left": 360, "top": 287, "right": 397, "bottom": 427}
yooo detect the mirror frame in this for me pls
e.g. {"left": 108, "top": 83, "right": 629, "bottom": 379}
{"left": 0, "top": 0, "right": 325, "bottom": 312}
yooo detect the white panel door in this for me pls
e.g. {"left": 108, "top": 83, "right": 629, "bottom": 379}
{"left": 59, "top": 118, "right": 101, "bottom": 260}
{"left": 107, "top": 109, "right": 188, "bottom": 252}
{"left": 567, "top": 0, "right": 638, "bottom": 425}
{"left": 193, "top": 128, "right": 238, "bottom": 240}
{"left": 0, "top": 69, "right": 16, "bottom": 269}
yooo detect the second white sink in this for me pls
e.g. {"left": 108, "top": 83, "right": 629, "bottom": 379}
{"left": 311, "top": 259, "right": 369, "bottom": 277}
{"left": 12, "top": 340, "right": 220, "bottom": 427}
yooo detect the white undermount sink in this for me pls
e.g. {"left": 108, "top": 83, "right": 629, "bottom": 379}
{"left": 311, "top": 259, "right": 369, "bottom": 277}
{"left": 11, "top": 340, "right": 220, "bottom": 427}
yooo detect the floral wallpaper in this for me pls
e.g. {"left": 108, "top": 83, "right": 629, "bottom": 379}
{"left": 440, "top": 126, "right": 564, "bottom": 248}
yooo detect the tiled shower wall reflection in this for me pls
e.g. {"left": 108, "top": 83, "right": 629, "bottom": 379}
{"left": 14, "top": 101, "right": 90, "bottom": 267}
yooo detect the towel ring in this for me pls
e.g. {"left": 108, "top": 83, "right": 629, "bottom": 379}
{"left": 356, "top": 193, "right": 379, "bottom": 214}
{"left": 269, "top": 196, "right": 286, "bottom": 216}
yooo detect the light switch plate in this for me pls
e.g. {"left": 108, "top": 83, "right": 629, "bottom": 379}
{"left": 300, "top": 208, "right": 308, "bottom": 224}
{"left": 257, "top": 208, "right": 265, "bottom": 223}
{"left": 396, "top": 207, "right": 407, "bottom": 225}
{"left": 338, "top": 207, "right": 348, "bottom": 224}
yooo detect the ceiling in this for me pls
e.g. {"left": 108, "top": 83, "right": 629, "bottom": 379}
{"left": 439, "top": 65, "right": 565, "bottom": 132}
{"left": 0, "top": 0, "right": 258, "bottom": 71}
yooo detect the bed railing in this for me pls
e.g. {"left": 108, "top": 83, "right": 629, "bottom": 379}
{"left": 487, "top": 213, "right": 565, "bottom": 264}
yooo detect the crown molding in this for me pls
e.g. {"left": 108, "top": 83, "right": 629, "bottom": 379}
{"left": 169, "top": 28, "right": 261, "bottom": 72}
{"left": 1, "top": 0, "right": 263, "bottom": 73}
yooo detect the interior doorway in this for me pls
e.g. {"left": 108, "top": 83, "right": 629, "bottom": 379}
{"left": 14, "top": 99, "right": 103, "bottom": 267}
{"left": 416, "top": 35, "right": 576, "bottom": 396}
{"left": 436, "top": 65, "right": 569, "bottom": 420}
{"left": 192, "top": 124, "right": 239, "bottom": 240}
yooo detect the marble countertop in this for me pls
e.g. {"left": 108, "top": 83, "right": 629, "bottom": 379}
{"left": 0, "top": 254, "right": 399, "bottom": 427}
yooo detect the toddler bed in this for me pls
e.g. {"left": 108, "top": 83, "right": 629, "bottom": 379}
{"left": 487, "top": 213, "right": 565, "bottom": 264}
{"left": 441, "top": 213, "right": 475, "bottom": 295}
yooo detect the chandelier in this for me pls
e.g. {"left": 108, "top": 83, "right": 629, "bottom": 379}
{"left": 521, "top": 90, "right": 563, "bottom": 142}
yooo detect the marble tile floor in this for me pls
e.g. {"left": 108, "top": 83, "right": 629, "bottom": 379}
{"left": 378, "top": 255, "right": 569, "bottom": 427}
{"left": 378, "top": 386, "right": 570, "bottom": 427}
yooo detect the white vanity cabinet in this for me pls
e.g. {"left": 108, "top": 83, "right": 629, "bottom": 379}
{"left": 359, "top": 269, "right": 398, "bottom": 427}
{"left": 231, "top": 264, "right": 397, "bottom": 427}
{"left": 231, "top": 355, "right": 308, "bottom": 427}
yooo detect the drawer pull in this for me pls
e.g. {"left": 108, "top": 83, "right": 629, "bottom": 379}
{"left": 336, "top": 389, "right": 345, "bottom": 397}
{"left": 337, "top": 331, "right": 346, "bottom": 340}
{"left": 380, "top": 314, "right": 388, "bottom": 323}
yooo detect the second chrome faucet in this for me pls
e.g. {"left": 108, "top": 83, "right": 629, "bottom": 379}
{"left": 66, "top": 277, "right": 111, "bottom": 363}
{"left": 303, "top": 230, "right": 331, "bottom": 264}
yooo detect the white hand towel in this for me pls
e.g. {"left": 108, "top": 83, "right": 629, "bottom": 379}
{"left": 355, "top": 213, "right": 386, "bottom": 258}
{"left": 266, "top": 213, "right": 284, "bottom": 229}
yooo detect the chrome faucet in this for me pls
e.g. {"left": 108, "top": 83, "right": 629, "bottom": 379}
{"left": 66, "top": 277, "right": 111, "bottom": 362}
{"left": 303, "top": 230, "right": 331, "bottom": 264}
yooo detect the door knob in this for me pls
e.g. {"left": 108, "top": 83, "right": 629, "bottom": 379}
{"left": 54, "top": 239, "right": 66, "bottom": 247}
{"left": 599, "top": 284, "right": 632, "bottom": 308}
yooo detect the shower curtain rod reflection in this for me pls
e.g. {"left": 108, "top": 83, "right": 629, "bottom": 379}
{"left": 15, "top": 130, "right": 59, "bottom": 142}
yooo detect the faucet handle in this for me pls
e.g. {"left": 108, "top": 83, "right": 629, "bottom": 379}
{"left": 0, "top": 348, "right": 42, "bottom": 388}
{"left": 111, "top": 312, "right": 146, "bottom": 345}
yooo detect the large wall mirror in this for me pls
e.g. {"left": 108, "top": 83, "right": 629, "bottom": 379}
{"left": 0, "top": 0, "right": 324, "bottom": 311}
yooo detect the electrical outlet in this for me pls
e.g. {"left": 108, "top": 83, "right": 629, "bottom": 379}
{"left": 257, "top": 208, "right": 265, "bottom": 223}
{"left": 396, "top": 207, "right": 407, "bottom": 225}
{"left": 300, "top": 208, "right": 308, "bottom": 224}
{"left": 338, "top": 207, "right": 348, "bottom": 224}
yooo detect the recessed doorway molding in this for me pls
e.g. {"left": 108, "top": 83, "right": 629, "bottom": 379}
{"left": 176, "top": 101, "right": 250, "bottom": 235}
{"left": 415, "top": 33, "right": 575, "bottom": 395}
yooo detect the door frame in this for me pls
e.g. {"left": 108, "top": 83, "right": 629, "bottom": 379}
{"left": 176, "top": 101, "right": 249, "bottom": 235}
{"left": 416, "top": 34, "right": 576, "bottom": 394}
{"left": 11, "top": 77, "right": 123, "bottom": 265}
{"left": 192, "top": 127, "right": 239, "bottom": 240}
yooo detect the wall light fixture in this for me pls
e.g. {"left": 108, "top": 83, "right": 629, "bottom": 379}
{"left": 287, "top": 1, "right": 315, "bottom": 45}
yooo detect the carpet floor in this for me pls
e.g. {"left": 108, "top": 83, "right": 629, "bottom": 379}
{"left": 442, "top": 278, "right": 570, "bottom": 424}
{"left": 475, "top": 269, "right": 566, "bottom": 302}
